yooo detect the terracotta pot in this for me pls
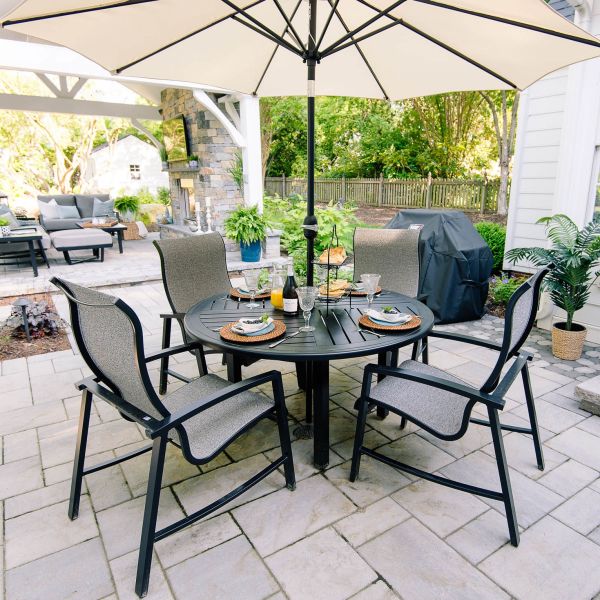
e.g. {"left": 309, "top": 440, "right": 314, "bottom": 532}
{"left": 552, "top": 322, "right": 587, "bottom": 361}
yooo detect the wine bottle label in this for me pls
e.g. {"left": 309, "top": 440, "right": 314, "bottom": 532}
{"left": 283, "top": 298, "right": 298, "bottom": 313}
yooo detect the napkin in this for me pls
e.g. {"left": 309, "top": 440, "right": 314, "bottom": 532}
{"left": 365, "top": 309, "right": 411, "bottom": 324}
{"left": 232, "top": 317, "right": 273, "bottom": 334}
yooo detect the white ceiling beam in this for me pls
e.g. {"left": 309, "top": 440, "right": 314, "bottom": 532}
{"left": 193, "top": 89, "right": 245, "bottom": 148}
{"left": 0, "top": 93, "right": 161, "bottom": 119}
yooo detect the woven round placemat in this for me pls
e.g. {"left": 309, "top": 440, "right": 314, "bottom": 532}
{"left": 359, "top": 314, "right": 422, "bottom": 332}
{"left": 350, "top": 286, "right": 382, "bottom": 297}
{"left": 229, "top": 287, "right": 271, "bottom": 300}
{"left": 220, "top": 320, "right": 286, "bottom": 343}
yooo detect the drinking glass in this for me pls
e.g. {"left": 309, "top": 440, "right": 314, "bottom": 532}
{"left": 243, "top": 269, "right": 261, "bottom": 309}
{"left": 360, "top": 273, "right": 381, "bottom": 309}
{"left": 296, "top": 286, "right": 318, "bottom": 332}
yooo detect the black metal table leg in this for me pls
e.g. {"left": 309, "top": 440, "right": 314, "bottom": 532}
{"left": 117, "top": 230, "right": 124, "bottom": 253}
{"left": 226, "top": 353, "right": 242, "bottom": 383}
{"left": 27, "top": 240, "right": 38, "bottom": 277}
{"left": 36, "top": 239, "right": 50, "bottom": 268}
{"left": 313, "top": 360, "right": 330, "bottom": 469}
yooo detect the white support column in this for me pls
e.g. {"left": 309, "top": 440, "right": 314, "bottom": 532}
{"left": 239, "top": 94, "right": 263, "bottom": 210}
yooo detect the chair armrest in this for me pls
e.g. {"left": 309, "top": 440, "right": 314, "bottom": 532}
{"left": 428, "top": 330, "right": 502, "bottom": 352}
{"left": 364, "top": 364, "right": 505, "bottom": 410}
{"left": 160, "top": 312, "right": 186, "bottom": 320}
{"left": 145, "top": 341, "right": 204, "bottom": 363}
{"left": 151, "top": 370, "right": 281, "bottom": 437}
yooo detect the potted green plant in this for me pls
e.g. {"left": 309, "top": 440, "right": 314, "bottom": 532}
{"left": 114, "top": 195, "right": 140, "bottom": 223}
{"left": 0, "top": 216, "right": 10, "bottom": 236}
{"left": 159, "top": 146, "right": 169, "bottom": 171}
{"left": 187, "top": 154, "right": 199, "bottom": 169}
{"left": 157, "top": 186, "right": 172, "bottom": 223}
{"left": 506, "top": 214, "right": 600, "bottom": 360}
{"left": 224, "top": 204, "right": 267, "bottom": 262}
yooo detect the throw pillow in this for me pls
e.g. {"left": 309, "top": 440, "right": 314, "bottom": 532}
{"left": 0, "top": 207, "right": 19, "bottom": 228}
{"left": 38, "top": 199, "right": 60, "bottom": 220}
{"left": 93, "top": 197, "right": 114, "bottom": 217}
{"left": 57, "top": 204, "right": 80, "bottom": 219}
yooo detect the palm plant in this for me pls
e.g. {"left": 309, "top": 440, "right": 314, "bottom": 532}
{"left": 505, "top": 214, "right": 600, "bottom": 330}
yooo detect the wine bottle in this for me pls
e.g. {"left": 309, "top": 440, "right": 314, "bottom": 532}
{"left": 283, "top": 263, "right": 298, "bottom": 316}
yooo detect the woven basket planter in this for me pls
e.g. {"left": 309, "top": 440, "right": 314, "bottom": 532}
{"left": 552, "top": 322, "right": 587, "bottom": 361}
{"left": 121, "top": 222, "right": 141, "bottom": 241}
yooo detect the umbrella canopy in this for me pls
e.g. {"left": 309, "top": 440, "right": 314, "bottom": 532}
{"left": 4, "top": 0, "right": 600, "bottom": 283}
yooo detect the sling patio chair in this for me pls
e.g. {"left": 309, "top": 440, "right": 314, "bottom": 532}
{"left": 154, "top": 233, "right": 232, "bottom": 394}
{"left": 351, "top": 267, "right": 549, "bottom": 546}
{"left": 51, "top": 277, "right": 295, "bottom": 598}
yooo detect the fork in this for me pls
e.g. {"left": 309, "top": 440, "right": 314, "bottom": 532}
{"left": 358, "top": 328, "right": 384, "bottom": 338}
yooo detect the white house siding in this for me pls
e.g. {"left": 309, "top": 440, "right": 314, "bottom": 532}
{"left": 505, "top": 0, "right": 600, "bottom": 343}
{"left": 83, "top": 135, "right": 169, "bottom": 197}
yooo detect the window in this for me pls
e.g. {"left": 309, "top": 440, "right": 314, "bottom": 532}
{"left": 129, "top": 164, "right": 141, "bottom": 180}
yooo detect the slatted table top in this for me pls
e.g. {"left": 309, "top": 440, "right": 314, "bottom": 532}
{"left": 184, "top": 291, "right": 434, "bottom": 362}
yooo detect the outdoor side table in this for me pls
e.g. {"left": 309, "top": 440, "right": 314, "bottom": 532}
{"left": 77, "top": 223, "right": 128, "bottom": 254}
{"left": 184, "top": 291, "right": 434, "bottom": 469}
{"left": 0, "top": 231, "right": 49, "bottom": 277}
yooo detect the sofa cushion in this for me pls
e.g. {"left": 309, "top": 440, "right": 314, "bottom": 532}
{"left": 92, "top": 197, "right": 114, "bottom": 217}
{"left": 41, "top": 218, "right": 83, "bottom": 232}
{"left": 38, "top": 199, "right": 60, "bottom": 220}
{"left": 57, "top": 205, "right": 81, "bottom": 219}
{"left": 0, "top": 206, "right": 20, "bottom": 228}
{"left": 50, "top": 229, "right": 112, "bottom": 250}
{"left": 76, "top": 194, "right": 108, "bottom": 218}
{"left": 38, "top": 194, "right": 76, "bottom": 207}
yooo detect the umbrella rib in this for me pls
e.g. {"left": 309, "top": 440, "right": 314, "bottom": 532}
{"left": 231, "top": 15, "right": 303, "bottom": 57}
{"left": 253, "top": 0, "right": 304, "bottom": 95}
{"left": 2, "top": 0, "right": 157, "bottom": 26}
{"left": 354, "top": 0, "right": 517, "bottom": 90}
{"left": 413, "top": 0, "right": 600, "bottom": 49}
{"left": 315, "top": 0, "right": 341, "bottom": 53}
{"left": 272, "top": 0, "right": 306, "bottom": 53}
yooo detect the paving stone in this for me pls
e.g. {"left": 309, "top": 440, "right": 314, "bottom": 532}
{"left": 1, "top": 357, "right": 27, "bottom": 376}
{"left": 3, "top": 429, "right": 38, "bottom": 463}
{"left": 480, "top": 516, "right": 600, "bottom": 600}
{"left": 234, "top": 474, "right": 354, "bottom": 556}
{"left": 84, "top": 451, "right": 132, "bottom": 512}
{"left": 0, "top": 387, "right": 33, "bottom": 414}
{"left": 577, "top": 415, "right": 600, "bottom": 437}
{"left": 0, "top": 456, "right": 43, "bottom": 501}
{"left": 225, "top": 417, "right": 286, "bottom": 461}
{"left": 331, "top": 429, "right": 390, "bottom": 462}
{"left": 0, "top": 372, "right": 30, "bottom": 394}
{"left": 267, "top": 528, "right": 376, "bottom": 600}
{"left": 378, "top": 433, "right": 456, "bottom": 473}
{"left": 589, "top": 525, "right": 600, "bottom": 546}
{"left": 5, "top": 480, "right": 72, "bottom": 519}
{"left": 326, "top": 457, "right": 411, "bottom": 507}
{"left": 5, "top": 538, "right": 113, "bottom": 600}
{"left": 392, "top": 479, "right": 488, "bottom": 537}
{"left": 547, "top": 427, "right": 600, "bottom": 471}
{"left": 155, "top": 513, "right": 240, "bottom": 569}
{"left": 538, "top": 459, "right": 599, "bottom": 498}
{"left": 52, "top": 354, "right": 86, "bottom": 373}
{"left": 359, "top": 519, "right": 508, "bottom": 599}
{"left": 26, "top": 360, "right": 54, "bottom": 377}
{"left": 427, "top": 349, "right": 471, "bottom": 370}
{"left": 417, "top": 426, "right": 492, "bottom": 459}
{"left": 110, "top": 550, "right": 173, "bottom": 600}
{"left": 350, "top": 581, "right": 399, "bottom": 599}
{"left": 30, "top": 369, "right": 82, "bottom": 404}
{"left": 5, "top": 497, "right": 98, "bottom": 569}
{"left": 167, "top": 535, "right": 279, "bottom": 600}
{"left": 536, "top": 389, "right": 590, "bottom": 416}
{"left": 334, "top": 497, "right": 410, "bottom": 547}
{"left": 510, "top": 399, "right": 585, "bottom": 434}
{"left": 0, "top": 401, "right": 65, "bottom": 436}
{"left": 96, "top": 488, "right": 184, "bottom": 560}
{"left": 551, "top": 488, "right": 600, "bottom": 535}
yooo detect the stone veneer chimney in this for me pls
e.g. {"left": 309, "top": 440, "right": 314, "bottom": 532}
{"left": 160, "top": 88, "right": 243, "bottom": 231}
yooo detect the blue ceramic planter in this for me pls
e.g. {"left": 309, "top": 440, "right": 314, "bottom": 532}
{"left": 240, "top": 240, "right": 261, "bottom": 262}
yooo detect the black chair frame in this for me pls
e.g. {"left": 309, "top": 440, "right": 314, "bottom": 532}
{"left": 53, "top": 278, "right": 295, "bottom": 598}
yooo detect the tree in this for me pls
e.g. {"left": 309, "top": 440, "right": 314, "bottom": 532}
{"left": 480, "top": 90, "right": 520, "bottom": 215}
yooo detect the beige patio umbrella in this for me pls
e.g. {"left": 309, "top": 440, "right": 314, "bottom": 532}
{"left": 3, "top": 0, "right": 600, "bottom": 283}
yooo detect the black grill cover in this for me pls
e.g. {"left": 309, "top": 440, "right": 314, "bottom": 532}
{"left": 385, "top": 210, "right": 493, "bottom": 324}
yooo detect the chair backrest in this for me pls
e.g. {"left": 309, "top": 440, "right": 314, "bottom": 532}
{"left": 480, "top": 267, "right": 550, "bottom": 393}
{"left": 154, "top": 233, "right": 231, "bottom": 314}
{"left": 353, "top": 228, "right": 420, "bottom": 297}
{"left": 51, "top": 277, "right": 167, "bottom": 422}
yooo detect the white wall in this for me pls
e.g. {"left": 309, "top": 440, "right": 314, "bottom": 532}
{"left": 505, "top": 1, "right": 600, "bottom": 343}
{"left": 83, "top": 135, "right": 168, "bottom": 197}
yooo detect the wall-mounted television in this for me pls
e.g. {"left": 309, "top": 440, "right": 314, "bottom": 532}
{"left": 163, "top": 115, "right": 190, "bottom": 161}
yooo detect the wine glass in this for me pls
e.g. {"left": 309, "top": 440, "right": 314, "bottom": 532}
{"left": 243, "top": 269, "right": 261, "bottom": 309}
{"left": 360, "top": 273, "right": 381, "bottom": 310}
{"left": 296, "top": 286, "right": 318, "bottom": 332}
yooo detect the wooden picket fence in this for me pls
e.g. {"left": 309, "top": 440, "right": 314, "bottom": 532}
{"left": 264, "top": 174, "right": 505, "bottom": 213}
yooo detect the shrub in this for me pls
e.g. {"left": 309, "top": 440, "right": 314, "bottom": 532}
{"left": 137, "top": 187, "right": 155, "bottom": 204}
{"left": 489, "top": 273, "right": 527, "bottom": 305}
{"left": 6, "top": 301, "right": 64, "bottom": 338}
{"left": 475, "top": 221, "right": 506, "bottom": 273}
{"left": 157, "top": 187, "right": 170, "bottom": 206}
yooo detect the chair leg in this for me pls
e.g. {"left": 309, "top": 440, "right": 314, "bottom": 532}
{"left": 488, "top": 406, "right": 519, "bottom": 547}
{"left": 399, "top": 417, "right": 408, "bottom": 430}
{"left": 68, "top": 389, "right": 93, "bottom": 520}
{"left": 422, "top": 336, "right": 429, "bottom": 364}
{"left": 193, "top": 347, "right": 208, "bottom": 378}
{"left": 159, "top": 318, "right": 171, "bottom": 395}
{"left": 350, "top": 396, "right": 369, "bottom": 482}
{"left": 522, "top": 364, "right": 544, "bottom": 471}
{"left": 273, "top": 377, "right": 296, "bottom": 490}
{"left": 305, "top": 362, "right": 313, "bottom": 424}
{"left": 135, "top": 436, "right": 167, "bottom": 598}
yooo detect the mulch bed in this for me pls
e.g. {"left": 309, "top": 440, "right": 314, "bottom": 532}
{"left": 0, "top": 293, "right": 71, "bottom": 361}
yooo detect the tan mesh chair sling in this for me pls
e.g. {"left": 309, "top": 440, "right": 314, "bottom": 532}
{"left": 51, "top": 277, "right": 295, "bottom": 598}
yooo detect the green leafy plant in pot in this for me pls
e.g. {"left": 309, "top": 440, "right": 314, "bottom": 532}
{"left": 159, "top": 146, "right": 169, "bottom": 171}
{"left": 114, "top": 195, "right": 140, "bottom": 223}
{"left": 506, "top": 214, "right": 600, "bottom": 360}
{"left": 224, "top": 204, "right": 267, "bottom": 262}
{"left": 187, "top": 154, "right": 199, "bottom": 169}
{"left": 0, "top": 216, "right": 10, "bottom": 237}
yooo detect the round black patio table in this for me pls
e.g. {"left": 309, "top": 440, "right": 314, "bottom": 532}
{"left": 184, "top": 291, "right": 434, "bottom": 469}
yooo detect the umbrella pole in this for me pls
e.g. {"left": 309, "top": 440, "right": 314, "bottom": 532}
{"left": 303, "top": 0, "right": 318, "bottom": 286}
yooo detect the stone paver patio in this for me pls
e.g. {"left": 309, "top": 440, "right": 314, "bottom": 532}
{"left": 1, "top": 282, "right": 600, "bottom": 600}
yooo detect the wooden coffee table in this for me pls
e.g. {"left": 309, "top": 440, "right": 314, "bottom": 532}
{"left": 77, "top": 223, "right": 127, "bottom": 253}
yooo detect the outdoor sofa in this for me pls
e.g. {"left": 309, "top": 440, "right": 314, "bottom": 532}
{"left": 38, "top": 193, "right": 114, "bottom": 232}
